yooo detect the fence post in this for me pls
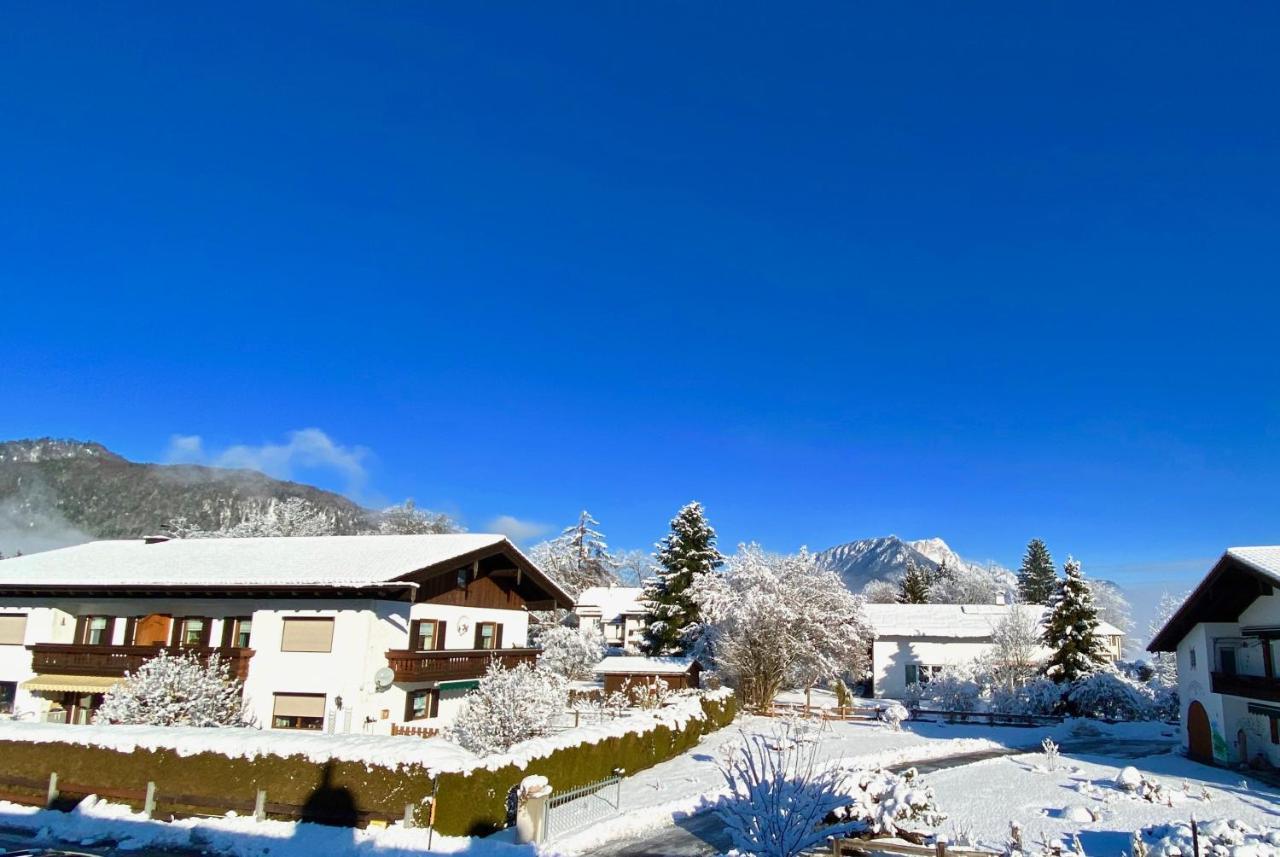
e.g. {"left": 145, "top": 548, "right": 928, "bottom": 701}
{"left": 935, "top": 840, "right": 947, "bottom": 857}
{"left": 830, "top": 835, "right": 842, "bottom": 856}
{"left": 254, "top": 789, "right": 267, "bottom": 822}
{"left": 143, "top": 782, "right": 157, "bottom": 819}
{"left": 1191, "top": 816, "right": 1200, "bottom": 857}
{"left": 45, "top": 772, "right": 58, "bottom": 807}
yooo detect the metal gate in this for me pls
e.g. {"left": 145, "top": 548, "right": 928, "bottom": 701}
{"left": 541, "top": 775, "right": 622, "bottom": 842}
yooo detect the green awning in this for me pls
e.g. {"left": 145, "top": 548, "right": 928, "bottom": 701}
{"left": 437, "top": 679, "right": 480, "bottom": 691}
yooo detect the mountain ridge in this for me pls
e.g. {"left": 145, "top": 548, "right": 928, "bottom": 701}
{"left": 814, "top": 534, "right": 1014, "bottom": 595}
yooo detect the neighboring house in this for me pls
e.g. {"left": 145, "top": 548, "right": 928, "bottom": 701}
{"left": 865, "top": 602, "right": 1125, "bottom": 699}
{"left": 594, "top": 655, "right": 700, "bottom": 694}
{"left": 1149, "top": 546, "right": 1280, "bottom": 768}
{"left": 0, "top": 534, "right": 572, "bottom": 732}
{"left": 573, "top": 585, "right": 648, "bottom": 650}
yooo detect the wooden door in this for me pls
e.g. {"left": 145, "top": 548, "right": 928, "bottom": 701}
{"left": 1187, "top": 700, "right": 1213, "bottom": 762}
{"left": 134, "top": 614, "right": 172, "bottom": 646}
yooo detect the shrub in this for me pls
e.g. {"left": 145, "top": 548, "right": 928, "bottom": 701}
{"left": 95, "top": 649, "right": 249, "bottom": 727}
{"left": 449, "top": 661, "right": 567, "bottom": 755}
{"left": 1066, "top": 670, "right": 1153, "bottom": 721}
{"left": 989, "top": 677, "right": 1064, "bottom": 716}
{"left": 536, "top": 625, "right": 606, "bottom": 680}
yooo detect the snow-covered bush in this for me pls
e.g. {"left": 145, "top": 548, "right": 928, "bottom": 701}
{"left": 989, "top": 677, "right": 1064, "bottom": 716}
{"left": 449, "top": 661, "right": 567, "bottom": 755}
{"left": 1066, "top": 669, "right": 1153, "bottom": 721}
{"left": 1040, "top": 737, "right": 1060, "bottom": 772}
{"left": 622, "top": 676, "right": 672, "bottom": 710}
{"left": 1147, "top": 681, "right": 1178, "bottom": 721}
{"left": 95, "top": 649, "right": 250, "bottom": 727}
{"left": 536, "top": 625, "right": 606, "bottom": 680}
{"left": 1115, "top": 766, "right": 1179, "bottom": 806}
{"left": 1137, "top": 818, "right": 1280, "bottom": 856}
{"left": 716, "top": 725, "right": 851, "bottom": 857}
{"left": 830, "top": 766, "right": 946, "bottom": 838}
{"left": 902, "top": 681, "right": 927, "bottom": 708}
{"left": 921, "top": 667, "right": 982, "bottom": 713}
{"left": 881, "top": 702, "right": 909, "bottom": 731}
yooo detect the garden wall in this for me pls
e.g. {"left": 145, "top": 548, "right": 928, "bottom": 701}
{"left": 0, "top": 690, "right": 737, "bottom": 837}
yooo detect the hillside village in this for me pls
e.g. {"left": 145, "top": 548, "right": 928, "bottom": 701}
{"left": 0, "top": 477, "right": 1274, "bottom": 856}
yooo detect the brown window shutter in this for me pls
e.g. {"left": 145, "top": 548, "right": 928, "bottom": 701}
{"left": 404, "top": 693, "right": 415, "bottom": 722}
{"left": 429, "top": 690, "right": 439, "bottom": 719}
{"left": 473, "top": 624, "right": 483, "bottom": 649}
{"left": 495, "top": 624, "right": 503, "bottom": 649}
{"left": 170, "top": 618, "right": 185, "bottom": 648}
{"left": 123, "top": 617, "right": 137, "bottom": 646}
{"left": 436, "top": 621, "right": 446, "bottom": 650}
{"left": 103, "top": 617, "right": 117, "bottom": 646}
{"left": 198, "top": 617, "right": 212, "bottom": 648}
{"left": 73, "top": 616, "right": 88, "bottom": 645}
{"left": 220, "top": 619, "right": 234, "bottom": 648}
{"left": 409, "top": 620, "right": 422, "bottom": 650}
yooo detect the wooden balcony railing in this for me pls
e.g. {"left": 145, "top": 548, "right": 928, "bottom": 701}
{"left": 1211, "top": 671, "right": 1280, "bottom": 703}
{"left": 27, "top": 644, "right": 255, "bottom": 680}
{"left": 384, "top": 648, "right": 539, "bottom": 683}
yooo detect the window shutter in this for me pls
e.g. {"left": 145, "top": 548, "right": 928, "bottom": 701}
{"left": 409, "top": 620, "right": 422, "bottom": 650}
{"left": 123, "top": 617, "right": 138, "bottom": 646}
{"left": 170, "top": 618, "right": 184, "bottom": 647}
{"left": 404, "top": 693, "right": 416, "bottom": 722}
{"left": 0, "top": 615, "right": 28, "bottom": 646}
{"left": 429, "top": 690, "right": 439, "bottom": 718}
{"left": 281, "top": 618, "right": 335, "bottom": 653}
{"left": 905, "top": 664, "right": 917, "bottom": 685}
{"left": 103, "top": 617, "right": 117, "bottom": 646}
{"left": 221, "top": 619, "right": 234, "bottom": 649}
{"left": 495, "top": 624, "right": 503, "bottom": 649}
{"left": 198, "top": 617, "right": 212, "bottom": 647}
{"left": 74, "top": 616, "right": 87, "bottom": 645}
{"left": 473, "top": 624, "right": 483, "bottom": 649}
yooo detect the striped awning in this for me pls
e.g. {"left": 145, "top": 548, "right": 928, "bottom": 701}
{"left": 22, "top": 674, "right": 120, "bottom": 693}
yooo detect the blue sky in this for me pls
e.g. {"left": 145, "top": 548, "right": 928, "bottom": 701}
{"left": 2, "top": 4, "right": 1277, "bottom": 608}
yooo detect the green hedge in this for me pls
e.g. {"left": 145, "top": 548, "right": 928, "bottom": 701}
{"left": 0, "top": 692, "right": 737, "bottom": 838}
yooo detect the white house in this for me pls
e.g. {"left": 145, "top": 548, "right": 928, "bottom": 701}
{"left": 865, "top": 602, "right": 1126, "bottom": 699}
{"left": 573, "top": 585, "right": 648, "bottom": 650}
{"left": 0, "top": 534, "right": 572, "bottom": 733}
{"left": 1149, "top": 546, "right": 1280, "bottom": 768}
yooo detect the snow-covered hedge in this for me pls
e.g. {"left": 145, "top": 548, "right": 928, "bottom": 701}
{"left": 1137, "top": 818, "right": 1280, "bottom": 856}
{"left": 0, "top": 689, "right": 737, "bottom": 837}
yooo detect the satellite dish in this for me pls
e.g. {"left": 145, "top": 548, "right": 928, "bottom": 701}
{"left": 373, "top": 667, "right": 395, "bottom": 691}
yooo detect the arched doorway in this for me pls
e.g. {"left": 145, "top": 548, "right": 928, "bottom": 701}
{"left": 1187, "top": 700, "right": 1212, "bottom": 762}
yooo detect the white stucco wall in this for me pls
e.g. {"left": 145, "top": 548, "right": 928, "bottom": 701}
{"left": 872, "top": 637, "right": 1000, "bottom": 699}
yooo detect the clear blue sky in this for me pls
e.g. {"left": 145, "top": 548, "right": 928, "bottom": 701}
{"left": 2, "top": 3, "right": 1277, "bottom": 603}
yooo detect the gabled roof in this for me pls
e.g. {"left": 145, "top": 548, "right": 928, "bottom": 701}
{"left": 1148, "top": 547, "right": 1280, "bottom": 652}
{"left": 0, "top": 534, "right": 573, "bottom": 606}
{"left": 574, "top": 586, "right": 647, "bottom": 622}
{"left": 594, "top": 655, "right": 696, "bottom": 676}
{"left": 864, "top": 602, "right": 1124, "bottom": 640}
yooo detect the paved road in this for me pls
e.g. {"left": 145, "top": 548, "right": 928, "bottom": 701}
{"left": 587, "top": 738, "right": 1177, "bottom": 857}
{"left": 0, "top": 828, "right": 195, "bottom": 856}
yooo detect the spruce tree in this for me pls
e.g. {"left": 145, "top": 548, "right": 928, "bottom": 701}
{"left": 1041, "top": 557, "right": 1109, "bottom": 683}
{"left": 641, "top": 501, "right": 723, "bottom": 656}
{"left": 897, "top": 559, "right": 931, "bottom": 604}
{"left": 1017, "top": 538, "right": 1058, "bottom": 604}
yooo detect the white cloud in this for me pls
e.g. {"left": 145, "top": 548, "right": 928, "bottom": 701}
{"left": 165, "top": 429, "right": 372, "bottom": 497}
{"left": 486, "top": 514, "right": 551, "bottom": 543}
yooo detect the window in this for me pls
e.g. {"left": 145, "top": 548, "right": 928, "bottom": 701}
{"left": 905, "top": 664, "right": 944, "bottom": 685}
{"left": 222, "top": 617, "right": 253, "bottom": 649}
{"left": 78, "top": 616, "right": 114, "bottom": 646}
{"left": 475, "top": 622, "right": 501, "bottom": 650}
{"left": 272, "top": 693, "right": 326, "bottom": 730}
{"left": 0, "top": 614, "right": 27, "bottom": 646}
{"left": 0, "top": 681, "right": 15, "bottom": 715}
{"left": 175, "top": 617, "right": 208, "bottom": 647}
{"left": 281, "top": 618, "right": 335, "bottom": 653}
{"left": 405, "top": 688, "right": 439, "bottom": 721}
{"left": 410, "top": 619, "right": 443, "bottom": 651}
{"left": 1190, "top": 648, "right": 1198, "bottom": 670}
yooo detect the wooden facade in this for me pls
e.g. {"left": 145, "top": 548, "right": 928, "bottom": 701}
{"left": 600, "top": 663, "right": 701, "bottom": 695}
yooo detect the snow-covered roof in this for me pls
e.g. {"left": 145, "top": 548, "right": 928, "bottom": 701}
{"left": 1226, "top": 546, "right": 1280, "bottom": 583}
{"left": 594, "top": 655, "right": 696, "bottom": 675}
{"left": 864, "top": 603, "right": 1124, "bottom": 640}
{"left": 574, "top": 585, "right": 648, "bottom": 622}
{"left": 0, "top": 534, "right": 518, "bottom": 589}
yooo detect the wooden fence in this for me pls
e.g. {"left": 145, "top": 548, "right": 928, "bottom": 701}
{"left": 389, "top": 723, "right": 440, "bottom": 739}
{"left": 829, "top": 835, "right": 996, "bottom": 856}
{"left": 0, "top": 771, "right": 415, "bottom": 828}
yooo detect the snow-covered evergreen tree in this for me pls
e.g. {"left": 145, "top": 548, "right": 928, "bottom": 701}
{"left": 95, "top": 649, "right": 250, "bottom": 727}
{"left": 1041, "top": 558, "right": 1110, "bottom": 683}
{"left": 896, "top": 559, "right": 931, "bottom": 604}
{"left": 641, "top": 501, "right": 723, "bottom": 656}
{"left": 693, "top": 544, "right": 873, "bottom": 711}
{"left": 1147, "top": 591, "right": 1187, "bottom": 688}
{"left": 528, "top": 510, "right": 619, "bottom": 597}
{"left": 449, "top": 661, "right": 567, "bottom": 755}
{"left": 536, "top": 625, "right": 606, "bottom": 680}
{"left": 376, "top": 499, "right": 464, "bottom": 534}
{"left": 1017, "top": 538, "right": 1057, "bottom": 604}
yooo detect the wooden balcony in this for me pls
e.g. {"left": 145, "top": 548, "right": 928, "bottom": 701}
{"left": 1211, "top": 671, "right": 1280, "bottom": 703}
{"left": 385, "top": 648, "right": 539, "bottom": 683}
{"left": 27, "top": 644, "right": 255, "bottom": 680}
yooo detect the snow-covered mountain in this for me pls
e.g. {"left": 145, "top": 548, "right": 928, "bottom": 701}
{"left": 814, "top": 535, "right": 1013, "bottom": 594}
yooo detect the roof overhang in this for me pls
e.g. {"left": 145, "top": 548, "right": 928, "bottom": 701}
{"left": 1148, "top": 552, "right": 1276, "bottom": 652}
{"left": 398, "top": 539, "right": 574, "bottom": 609}
{"left": 0, "top": 582, "right": 419, "bottom": 600}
